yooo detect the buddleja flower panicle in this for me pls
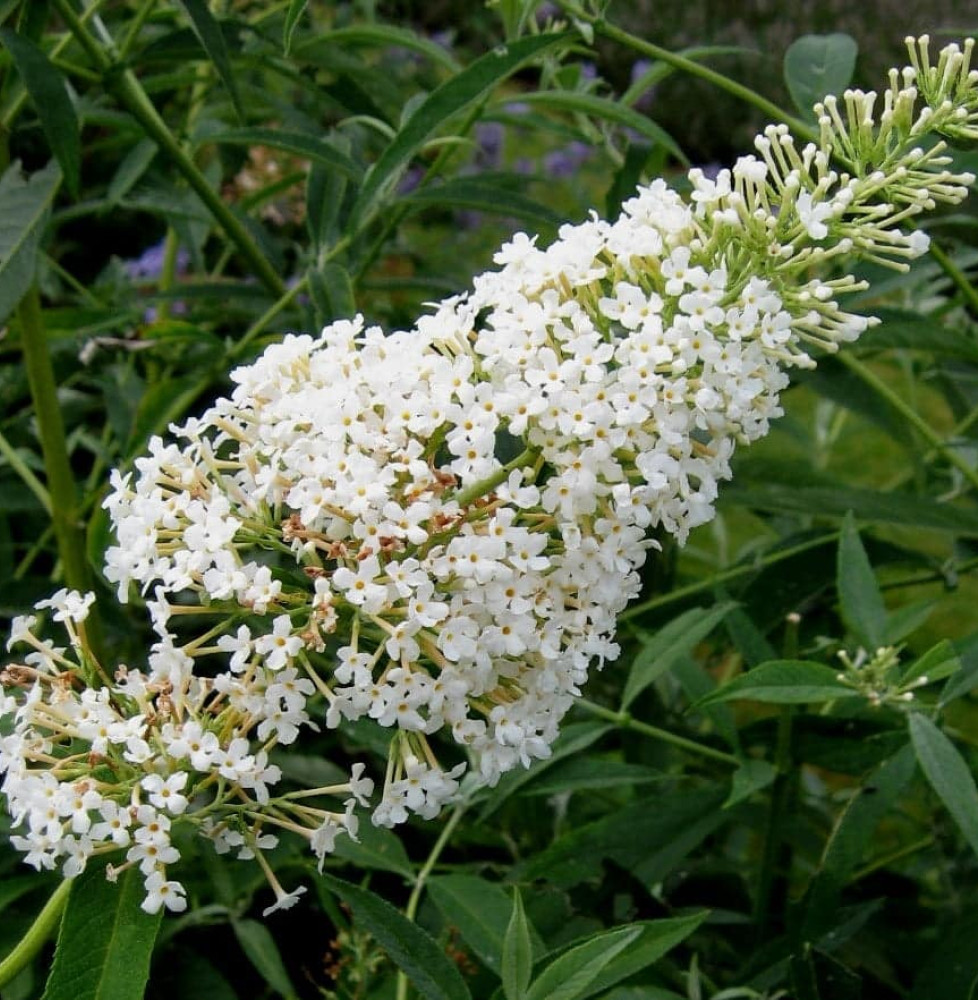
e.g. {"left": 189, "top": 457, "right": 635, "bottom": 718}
{"left": 2, "top": 35, "right": 977, "bottom": 916}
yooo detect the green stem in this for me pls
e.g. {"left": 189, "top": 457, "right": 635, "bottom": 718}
{"left": 577, "top": 698, "right": 739, "bottom": 766}
{"left": 453, "top": 447, "right": 538, "bottom": 507}
{"left": 18, "top": 286, "right": 91, "bottom": 596}
{"left": 836, "top": 352, "right": 978, "bottom": 493}
{"left": 851, "top": 834, "right": 935, "bottom": 882}
{"left": 231, "top": 276, "right": 309, "bottom": 359}
{"left": 119, "top": 0, "right": 160, "bottom": 60}
{"left": 753, "top": 704, "right": 795, "bottom": 941}
{"left": 50, "top": 0, "right": 286, "bottom": 299}
{"left": 0, "top": 880, "right": 71, "bottom": 989}
{"left": 620, "top": 531, "right": 841, "bottom": 621}
{"left": 553, "top": 1, "right": 815, "bottom": 142}
{"left": 156, "top": 227, "right": 181, "bottom": 323}
{"left": 353, "top": 101, "right": 487, "bottom": 281}
{"left": 928, "top": 237, "right": 978, "bottom": 317}
{"left": 396, "top": 803, "right": 467, "bottom": 1000}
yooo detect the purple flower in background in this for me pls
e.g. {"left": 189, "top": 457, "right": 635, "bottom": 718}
{"left": 430, "top": 29, "right": 454, "bottom": 50}
{"left": 398, "top": 165, "right": 424, "bottom": 195}
{"left": 475, "top": 121, "right": 504, "bottom": 169}
{"left": 536, "top": 1, "right": 559, "bottom": 20}
{"left": 122, "top": 239, "right": 190, "bottom": 323}
{"left": 544, "top": 141, "right": 592, "bottom": 179}
{"left": 123, "top": 240, "right": 190, "bottom": 282}
{"left": 630, "top": 59, "right": 656, "bottom": 111}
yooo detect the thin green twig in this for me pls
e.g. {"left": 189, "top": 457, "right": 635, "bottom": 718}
{"left": 396, "top": 803, "right": 467, "bottom": 1000}
{"left": 50, "top": 0, "right": 286, "bottom": 299}
{"left": 928, "top": 237, "right": 978, "bottom": 317}
{"left": 621, "top": 531, "right": 841, "bottom": 621}
{"left": 0, "top": 425, "right": 51, "bottom": 514}
{"left": 837, "top": 352, "right": 978, "bottom": 493}
{"left": 552, "top": 0, "right": 814, "bottom": 141}
{"left": 577, "top": 698, "right": 739, "bottom": 766}
{"left": 0, "top": 880, "right": 71, "bottom": 989}
{"left": 18, "top": 286, "right": 92, "bottom": 596}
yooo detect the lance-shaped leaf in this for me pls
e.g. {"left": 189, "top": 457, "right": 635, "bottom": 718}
{"left": 283, "top": 0, "right": 309, "bottom": 55}
{"left": 910, "top": 712, "right": 978, "bottom": 859}
{"left": 693, "top": 660, "right": 859, "bottom": 708}
{"left": 176, "top": 0, "right": 242, "bottom": 119}
{"left": 205, "top": 127, "right": 361, "bottom": 179}
{"left": 502, "top": 889, "right": 533, "bottom": 1000}
{"left": 349, "top": 32, "right": 570, "bottom": 233}
{"left": 525, "top": 913, "right": 707, "bottom": 1000}
{"left": 320, "top": 874, "right": 471, "bottom": 1000}
{"left": 41, "top": 864, "right": 162, "bottom": 1000}
{"left": 0, "top": 29, "right": 80, "bottom": 196}
{"left": 837, "top": 512, "right": 888, "bottom": 650}
{"left": 0, "top": 160, "right": 61, "bottom": 325}
{"left": 494, "top": 91, "right": 685, "bottom": 162}
{"left": 622, "top": 602, "right": 737, "bottom": 709}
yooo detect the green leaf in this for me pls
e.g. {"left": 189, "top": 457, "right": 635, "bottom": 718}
{"left": 883, "top": 598, "right": 936, "bottom": 645}
{"left": 497, "top": 91, "right": 685, "bottom": 163}
{"left": 784, "top": 33, "right": 858, "bottom": 117}
{"left": 694, "top": 660, "right": 859, "bottom": 708}
{"left": 0, "top": 160, "right": 61, "bottom": 325}
{"left": 331, "top": 820, "right": 414, "bottom": 878}
{"left": 599, "top": 989, "right": 685, "bottom": 1000}
{"left": 911, "top": 907, "right": 978, "bottom": 1000}
{"left": 158, "top": 950, "right": 239, "bottom": 1000}
{"left": 723, "top": 483, "right": 978, "bottom": 535}
{"left": 723, "top": 604, "right": 777, "bottom": 668}
{"left": 723, "top": 758, "right": 778, "bottom": 808}
{"left": 0, "top": 29, "right": 80, "bottom": 197}
{"left": 940, "top": 631, "right": 978, "bottom": 707}
{"left": 526, "top": 914, "right": 707, "bottom": 1000}
{"left": 320, "top": 874, "right": 472, "bottom": 1000}
{"left": 858, "top": 306, "right": 978, "bottom": 361}
{"left": 41, "top": 863, "right": 162, "bottom": 1000}
{"left": 176, "top": 0, "right": 242, "bottom": 119}
{"left": 566, "top": 914, "right": 709, "bottom": 1000}
{"left": 502, "top": 889, "right": 533, "bottom": 1000}
{"left": 517, "top": 758, "right": 662, "bottom": 798}
{"left": 800, "top": 744, "right": 915, "bottom": 939}
{"left": 205, "top": 127, "right": 361, "bottom": 179}
{"left": 477, "top": 721, "right": 612, "bottom": 819}
{"left": 429, "top": 875, "right": 539, "bottom": 976}
{"left": 910, "top": 713, "right": 978, "bottom": 858}
{"left": 525, "top": 925, "right": 642, "bottom": 1000}
{"left": 400, "top": 177, "right": 562, "bottom": 229}
{"left": 900, "top": 639, "right": 960, "bottom": 689}
{"left": 106, "top": 139, "right": 157, "bottom": 207}
{"left": 622, "top": 602, "right": 737, "bottom": 709}
{"left": 513, "top": 787, "right": 727, "bottom": 889}
{"left": 837, "top": 512, "right": 888, "bottom": 649}
{"left": 349, "top": 32, "right": 569, "bottom": 232}
{"left": 282, "top": 0, "right": 309, "bottom": 55}
{"left": 231, "top": 918, "right": 296, "bottom": 998}
{"left": 297, "top": 24, "right": 461, "bottom": 73}
{"left": 307, "top": 260, "right": 356, "bottom": 328}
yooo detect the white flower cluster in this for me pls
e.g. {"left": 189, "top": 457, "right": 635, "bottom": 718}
{"left": 1, "top": 589, "right": 371, "bottom": 914}
{"left": 2, "top": 37, "right": 976, "bottom": 914}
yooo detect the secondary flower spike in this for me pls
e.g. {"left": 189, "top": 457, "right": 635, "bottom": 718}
{"left": 2, "top": 36, "right": 976, "bottom": 914}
